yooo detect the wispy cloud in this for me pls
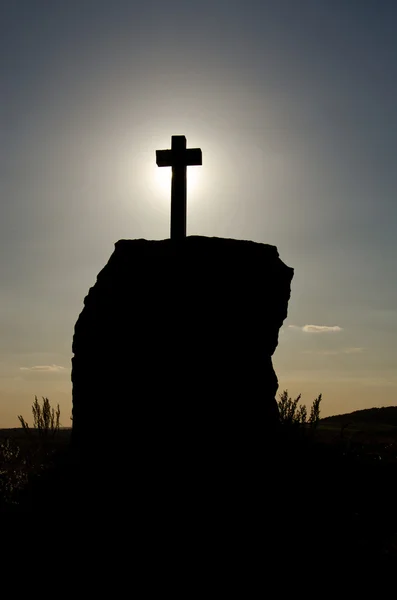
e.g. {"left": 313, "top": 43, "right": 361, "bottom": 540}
{"left": 303, "top": 325, "right": 343, "bottom": 333}
{"left": 20, "top": 364, "right": 67, "bottom": 373}
{"left": 289, "top": 325, "right": 343, "bottom": 333}
{"left": 302, "top": 347, "right": 364, "bottom": 356}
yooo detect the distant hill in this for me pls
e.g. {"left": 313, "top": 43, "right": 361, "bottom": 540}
{"left": 322, "top": 406, "right": 397, "bottom": 428}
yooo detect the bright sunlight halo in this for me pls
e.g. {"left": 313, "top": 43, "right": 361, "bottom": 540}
{"left": 153, "top": 165, "right": 201, "bottom": 194}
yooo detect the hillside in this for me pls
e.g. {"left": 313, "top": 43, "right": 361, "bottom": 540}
{"left": 322, "top": 406, "right": 397, "bottom": 428}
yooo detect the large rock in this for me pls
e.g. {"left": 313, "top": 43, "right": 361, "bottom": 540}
{"left": 72, "top": 236, "right": 293, "bottom": 470}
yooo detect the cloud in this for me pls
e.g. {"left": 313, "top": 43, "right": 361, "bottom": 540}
{"left": 302, "top": 347, "right": 364, "bottom": 356}
{"left": 20, "top": 364, "right": 67, "bottom": 373}
{"left": 289, "top": 324, "right": 343, "bottom": 333}
{"left": 302, "top": 325, "right": 343, "bottom": 333}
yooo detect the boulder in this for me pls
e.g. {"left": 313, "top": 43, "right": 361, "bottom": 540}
{"left": 72, "top": 236, "right": 293, "bottom": 471}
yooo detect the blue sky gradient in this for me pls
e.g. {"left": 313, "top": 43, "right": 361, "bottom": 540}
{"left": 1, "top": 0, "right": 397, "bottom": 425}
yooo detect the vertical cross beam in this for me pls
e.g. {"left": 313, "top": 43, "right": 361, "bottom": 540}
{"left": 156, "top": 136, "right": 202, "bottom": 241}
{"left": 171, "top": 136, "right": 187, "bottom": 240}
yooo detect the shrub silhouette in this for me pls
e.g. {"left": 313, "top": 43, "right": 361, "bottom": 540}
{"left": 277, "top": 390, "right": 322, "bottom": 431}
{"left": 0, "top": 397, "right": 66, "bottom": 509}
{"left": 309, "top": 393, "right": 322, "bottom": 429}
{"left": 18, "top": 396, "right": 60, "bottom": 439}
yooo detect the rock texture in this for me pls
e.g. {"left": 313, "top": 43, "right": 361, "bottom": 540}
{"left": 72, "top": 236, "right": 293, "bottom": 468}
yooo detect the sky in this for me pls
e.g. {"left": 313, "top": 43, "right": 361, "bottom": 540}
{"left": 1, "top": 0, "right": 397, "bottom": 426}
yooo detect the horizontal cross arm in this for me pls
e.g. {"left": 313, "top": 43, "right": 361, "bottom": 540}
{"left": 156, "top": 148, "right": 203, "bottom": 167}
{"left": 185, "top": 148, "right": 202, "bottom": 166}
{"left": 156, "top": 149, "right": 173, "bottom": 167}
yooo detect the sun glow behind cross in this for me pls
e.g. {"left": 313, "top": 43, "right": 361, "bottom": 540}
{"left": 134, "top": 154, "right": 204, "bottom": 217}
{"left": 121, "top": 135, "right": 219, "bottom": 233}
{"left": 153, "top": 163, "right": 201, "bottom": 195}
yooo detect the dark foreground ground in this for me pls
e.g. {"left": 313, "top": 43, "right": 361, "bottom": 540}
{"left": 1, "top": 421, "right": 396, "bottom": 573}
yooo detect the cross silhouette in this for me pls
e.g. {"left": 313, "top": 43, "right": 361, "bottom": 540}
{"left": 156, "top": 136, "right": 202, "bottom": 240}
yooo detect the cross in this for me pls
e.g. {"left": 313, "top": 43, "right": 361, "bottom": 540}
{"left": 156, "top": 135, "right": 202, "bottom": 240}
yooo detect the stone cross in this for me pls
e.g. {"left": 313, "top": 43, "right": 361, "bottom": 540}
{"left": 156, "top": 135, "right": 202, "bottom": 240}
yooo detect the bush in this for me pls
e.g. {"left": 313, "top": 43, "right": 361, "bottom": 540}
{"left": 277, "top": 390, "right": 322, "bottom": 431}
{"left": 18, "top": 396, "right": 60, "bottom": 439}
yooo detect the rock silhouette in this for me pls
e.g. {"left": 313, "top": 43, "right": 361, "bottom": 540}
{"left": 72, "top": 236, "right": 293, "bottom": 476}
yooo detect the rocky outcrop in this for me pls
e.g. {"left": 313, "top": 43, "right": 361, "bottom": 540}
{"left": 72, "top": 236, "right": 293, "bottom": 467}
